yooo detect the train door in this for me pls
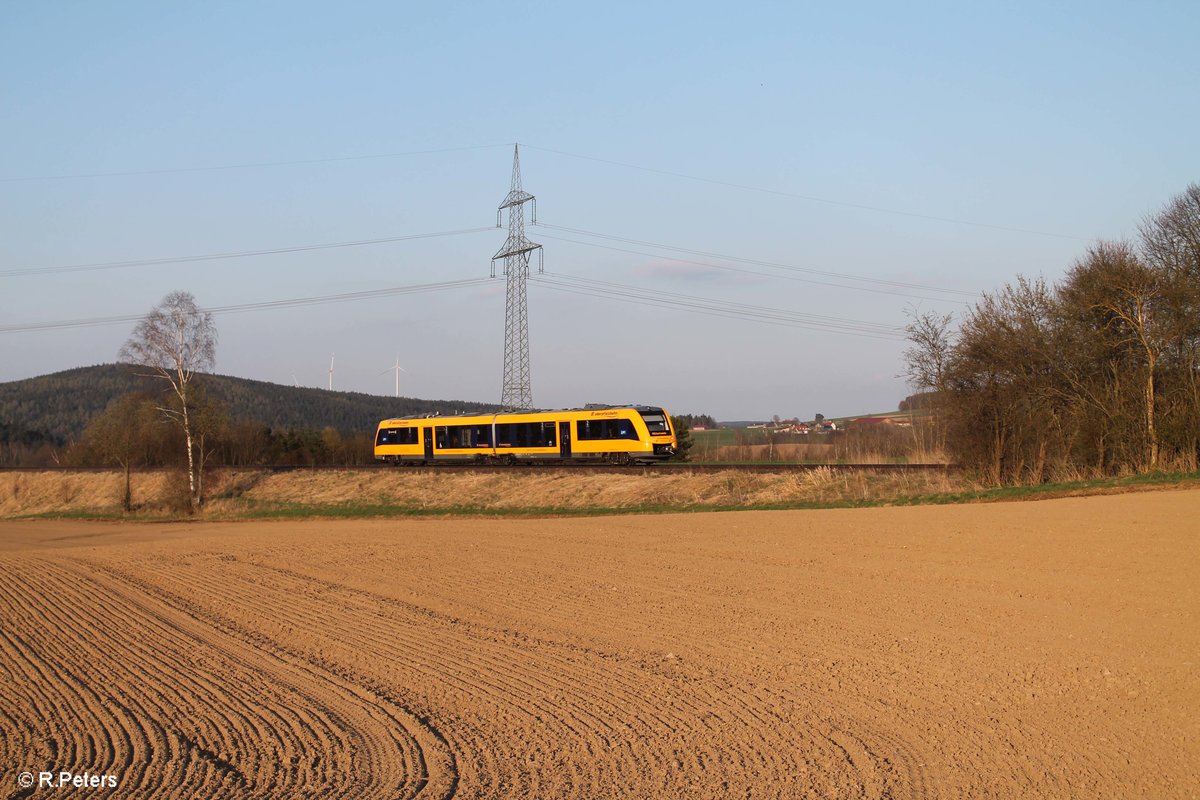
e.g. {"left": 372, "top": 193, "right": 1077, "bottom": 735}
{"left": 559, "top": 421, "right": 572, "bottom": 459}
{"left": 423, "top": 428, "right": 434, "bottom": 461}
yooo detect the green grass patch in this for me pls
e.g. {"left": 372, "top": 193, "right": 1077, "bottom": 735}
{"left": 888, "top": 468, "right": 1200, "bottom": 507}
{"left": 18, "top": 508, "right": 198, "bottom": 522}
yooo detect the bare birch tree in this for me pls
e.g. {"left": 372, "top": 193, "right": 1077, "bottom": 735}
{"left": 119, "top": 291, "right": 217, "bottom": 512}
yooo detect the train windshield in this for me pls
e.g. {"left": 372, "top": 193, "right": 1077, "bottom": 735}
{"left": 639, "top": 409, "right": 671, "bottom": 435}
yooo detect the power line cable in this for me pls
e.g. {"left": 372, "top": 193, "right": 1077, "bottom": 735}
{"left": 0, "top": 143, "right": 512, "bottom": 183}
{"left": 534, "top": 278, "right": 903, "bottom": 340}
{"left": 0, "top": 277, "right": 493, "bottom": 334}
{"left": 531, "top": 272, "right": 906, "bottom": 340}
{"left": 535, "top": 231, "right": 970, "bottom": 305}
{"left": 537, "top": 222, "right": 977, "bottom": 298}
{"left": 2, "top": 265, "right": 907, "bottom": 340}
{"left": 0, "top": 227, "right": 495, "bottom": 278}
{"left": 521, "top": 143, "right": 1087, "bottom": 241}
{"left": 548, "top": 273, "right": 902, "bottom": 333}
{"left": 547, "top": 272, "right": 903, "bottom": 331}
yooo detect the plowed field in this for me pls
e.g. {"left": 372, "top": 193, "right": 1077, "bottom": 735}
{"left": 2, "top": 490, "right": 1198, "bottom": 798}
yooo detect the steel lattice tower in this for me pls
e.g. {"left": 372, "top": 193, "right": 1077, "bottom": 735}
{"left": 491, "top": 144, "right": 542, "bottom": 410}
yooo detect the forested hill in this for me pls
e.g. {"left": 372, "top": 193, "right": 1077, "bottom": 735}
{"left": 0, "top": 364, "right": 500, "bottom": 444}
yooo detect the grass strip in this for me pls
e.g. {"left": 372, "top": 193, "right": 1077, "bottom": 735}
{"left": 14, "top": 469, "right": 1200, "bottom": 522}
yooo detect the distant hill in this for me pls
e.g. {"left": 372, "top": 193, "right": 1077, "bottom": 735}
{"left": 0, "top": 364, "right": 500, "bottom": 444}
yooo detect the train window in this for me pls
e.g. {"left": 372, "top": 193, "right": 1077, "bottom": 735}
{"left": 495, "top": 423, "right": 518, "bottom": 447}
{"left": 495, "top": 421, "right": 555, "bottom": 447}
{"left": 640, "top": 411, "right": 670, "bottom": 434}
{"left": 473, "top": 425, "right": 492, "bottom": 447}
{"left": 439, "top": 424, "right": 488, "bottom": 448}
{"left": 376, "top": 427, "right": 419, "bottom": 445}
{"left": 577, "top": 418, "right": 640, "bottom": 440}
{"left": 435, "top": 426, "right": 447, "bottom": 448}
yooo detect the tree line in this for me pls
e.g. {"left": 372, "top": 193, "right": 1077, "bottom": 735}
{"left": 905, "top": 184, "right": 1200, "bottom": 484}
{"left": 0, "top": 363, "right": 496, "bottom": 452}
{"left": 73, "top": 390, "right": 376, "bottom": 511}
{"left": 673, "top": 413, "right": 718, "bottom": 430}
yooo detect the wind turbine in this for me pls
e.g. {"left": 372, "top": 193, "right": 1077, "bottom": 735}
{"left": 328, "top": 353, "right": 335, "bottom": 391}
{"left": 380, "top": 354, "right": 407, "bottom": 398}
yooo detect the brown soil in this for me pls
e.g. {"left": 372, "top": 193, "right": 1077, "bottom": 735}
{"left": 1, "top": 490, "right": 1197, "bottom": 798}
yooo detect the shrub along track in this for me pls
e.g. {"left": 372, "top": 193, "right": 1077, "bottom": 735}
{"left": 1, "top": 490, "right": 1197, "bottom": 798}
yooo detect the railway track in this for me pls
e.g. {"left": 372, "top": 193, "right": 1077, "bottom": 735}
{"left": 347, "top": 462, "right": 957, "bottom": 475}
{"left": 1, "top": 462, "right": 956, "bottom": 475}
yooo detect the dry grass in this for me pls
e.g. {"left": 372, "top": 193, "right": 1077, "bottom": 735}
{"left": 1, "top": 467, "right": 979, "bottom": 518}
{"left": 705, "top": 442, "right": 951, "bottom": 465}
{"left": 707, "top": 442, "right": 836, "bottom": 462}
{"left": 0, "top": 471, "right": 164, "bottom": 516}
{"left": 212, "top": 467, "right": 980, "bottom": 513}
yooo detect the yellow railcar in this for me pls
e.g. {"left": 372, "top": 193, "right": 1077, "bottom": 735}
{"left": 374, "top": 405, "right": 677, "bottom": 465}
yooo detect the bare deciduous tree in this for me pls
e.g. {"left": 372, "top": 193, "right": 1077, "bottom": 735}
{"left": 902, "top": 306, "right": 956, "bottom": 458}
{"left": 79, "top": 393, "right": 160, "bottom": 511}
{"left": 118, "top": 291, "right": 217, "bottom": 512}
{"left": 905, "top": 186, "right": 1200, "bottom": 484}
{"left": 1062, "top": 242, "right": 1166, "bottom": 469}
{"left": 902, "top": 307, "right": 956, "bottom": 396}
{"left": 1141, "top": 183, "right": 1200, "bottom": 468}
{"left": 192, "top": 387, "right": 229, "bottom": 504}
{"left": 1140, "top": 183, "right": 1200, "bottom": 281}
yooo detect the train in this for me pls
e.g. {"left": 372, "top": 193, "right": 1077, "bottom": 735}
{"left": 374, "top": 405, "right": 677, "bottom": 465}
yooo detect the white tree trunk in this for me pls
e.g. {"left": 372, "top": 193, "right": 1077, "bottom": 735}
{"left": 181, "top": 398, "right": 198, "bottom": 512}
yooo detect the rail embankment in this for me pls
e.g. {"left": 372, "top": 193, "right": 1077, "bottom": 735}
{"left": 2, "top": 467, "right": 1196, "bottom": 519}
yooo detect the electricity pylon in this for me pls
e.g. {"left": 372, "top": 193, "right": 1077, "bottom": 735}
{"left": 491, "top": 144, "right": 542, "bottom": 410}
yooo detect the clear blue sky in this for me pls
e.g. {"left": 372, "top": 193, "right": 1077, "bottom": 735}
{"left": 2, "top": 1, "right": 1197, "bottom": 420}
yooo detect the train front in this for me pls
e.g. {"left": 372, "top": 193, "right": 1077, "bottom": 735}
{"left": 637, "top": 406, "right": 677, "bottom": 460}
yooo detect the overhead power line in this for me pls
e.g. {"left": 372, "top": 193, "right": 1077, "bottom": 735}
{"left": 1, "top": 268, "right": 907, "bottom": 341}
{"left": 0, "top": 227, "right": 495, "bottom": 278}
{"left": 521, "top": 143, "right": 1087, "bottom": 241}
{"left": 531, "top": 273, "right": 906, "bottom": 340}
{"left": 0, "top": 143, "right": 512, "bottom": 183}
{"left": 536, "top": 232, "right": 964, "bottom": 305}
{"left": 536, "top": 222, "right": 977, "bottom": 300}
{"left": 0, "top": 277, "right": 493, "bottom": 334}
